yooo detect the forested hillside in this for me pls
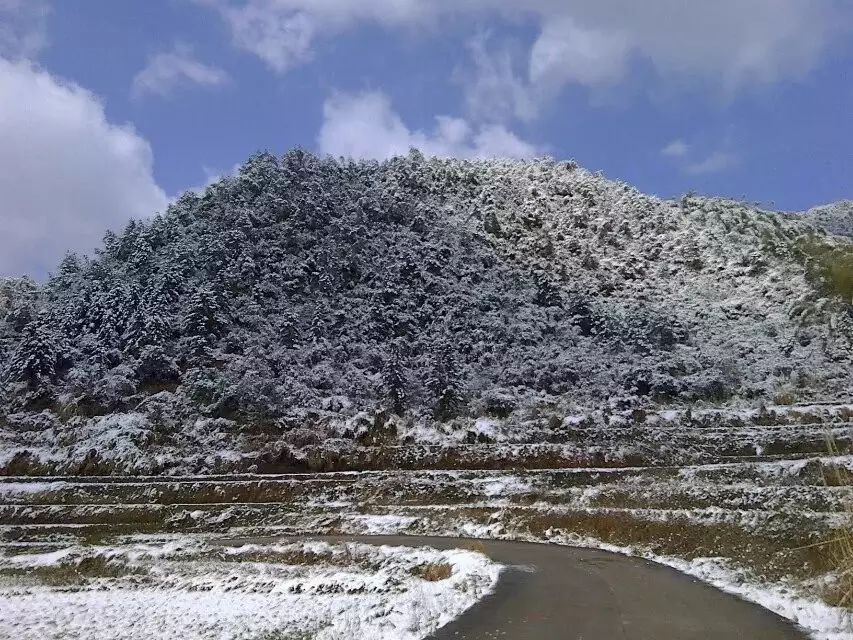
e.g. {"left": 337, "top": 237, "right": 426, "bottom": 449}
{"left": 1, "top": 150, "right": 851, "bottom": 473}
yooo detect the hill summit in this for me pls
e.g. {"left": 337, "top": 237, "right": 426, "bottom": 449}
{"left": 1, "top": 150, "right": 851, "bottom": 473}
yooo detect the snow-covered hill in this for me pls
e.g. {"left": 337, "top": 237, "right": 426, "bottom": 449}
{"left": 1, "top": 151, "right": 851, "bottom": 473}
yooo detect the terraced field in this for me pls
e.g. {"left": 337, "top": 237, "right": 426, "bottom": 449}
{"left": 2, "top": 403, "right": 852, "bottom": 638}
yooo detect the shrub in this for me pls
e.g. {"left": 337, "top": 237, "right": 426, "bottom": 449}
{"left": 795, "top": 236, "right": 853, "bottom": 301}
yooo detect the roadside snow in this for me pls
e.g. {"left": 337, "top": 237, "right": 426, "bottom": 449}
{"left": 0, "top": 539, "right": 501, "bottom": 640}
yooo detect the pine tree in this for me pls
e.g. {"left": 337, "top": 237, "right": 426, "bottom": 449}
{"left": 183, "top": 287, "right": 224, "bottom": 339}
{"left": 124, "top": 298, "right": 172, "bottom": 355}
{"left": 143, "top": 310, "right": 172, "bottom": 347}
{"left": 534, "top": 271, "right": 562, "bottom": 307}
{"left": 181, "top": 287, "right": 225, "bottom": 361}
{"left": 426, "top": 340, "right": 463, "bottom": 421}
{"left": 278, "top": 311, "right": 299, "bottom": 347}
{"left": 9, "top": 316, "right": 68, "bottom": 387}
{"left": 382, "top": 341, "right": 407, "bottom": 415}
{"left": 95, "top": 284, "right": 133, "bottom": 349}
{"left": 127, "top": 229, "right": 154, "bottom": 271}
{"left": 480, "top": 190, "right": 502, "bottom": 236}
{"left": 153, "top": 267, "right": 185, "bottom": 306}
{"left": 54, "top": 253, "right": 82, "bottom": 285}
{"left": 309, "top": 305, "right": 325, "bottom": 344}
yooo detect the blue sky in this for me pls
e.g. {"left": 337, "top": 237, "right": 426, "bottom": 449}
{"left": 0, "top": 1, "right": 851, "bottom": 276}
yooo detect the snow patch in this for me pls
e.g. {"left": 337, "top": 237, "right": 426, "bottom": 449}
{"left": 0, "top": 538, "right": 502, "bottom": 640}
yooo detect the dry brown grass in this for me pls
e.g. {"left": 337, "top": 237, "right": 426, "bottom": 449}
{"left": 411, "top": 562, "right": 453, "bottom": 581}
{"left": 0, "top": 556, "right": 145, "bottom": 586}
{"left": 822, "top": 463, "right": 853, "bottom": 487}
{"left": 249, "top": 631, "right": 318, "bottom": 640}
{"left": 496, "top": 506, "right": 834, "bottom": 586}
{"left": 461, "top": 540, "right": 489, "bottom": 556}
{"left": 794, "top": 235, "right": 853, "bottom": 301}
{"left": 822, "top": 435, "right": 853, "bottom": 611}
{"left": 773, "top": 389, "right": 799, "bottom": 406}
{"left": 218, "top": 546, "right": 377, "bottom": 571}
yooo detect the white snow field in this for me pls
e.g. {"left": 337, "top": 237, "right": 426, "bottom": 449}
{"left": 0, "top": 539, "right": 501, "bottom": 640}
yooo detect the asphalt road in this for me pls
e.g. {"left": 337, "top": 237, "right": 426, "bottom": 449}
{"left": 220, "top": 535, "right": 808, "bottom": 640}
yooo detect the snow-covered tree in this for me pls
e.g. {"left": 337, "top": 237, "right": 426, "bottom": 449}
{"left": 382, "top": 341, "right": 407, "bottom": 415}
{"left": 8, "top": 316, "right": 68, "bottom": 387}
{"left": 426, "top": 340, "right": 463, "bottom": 421}
{"left": 181, "top": 287, "right": 226, "bottom": 362}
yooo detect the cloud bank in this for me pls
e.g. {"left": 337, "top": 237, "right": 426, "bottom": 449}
{"left": 318, "top": 90, "right": 540, "bottom": 160}
{"left": 201, "top": 0, "right": 851, "bottom": 114}
{"left": 0, "top": 59, "right": 168, "bottom": 277}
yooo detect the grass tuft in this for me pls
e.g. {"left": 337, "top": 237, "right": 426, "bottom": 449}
{"left": 411, "top": 562, "right": 453, "bottom": 581}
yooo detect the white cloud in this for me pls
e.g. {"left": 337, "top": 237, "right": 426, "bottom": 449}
{"left": 183, "top": 163, "right": 243, "bottom": 196}
{"left": 197, "top": 0, "right": 434, "bottom": 74}
{"left": 198, "top": 1, "right": 851, "bottom": 117}
{"left": 529, "top": 16, "right": 630, "bottom": 89}
{"left": 132, "top": 44, "right": 229, "bottom": 99}
{"left": 685, "top": 150, "right": 739, "bottom": 176}
{"left": 0, "top": 0, "right": 50, "bottom": 59}
{"left": 317, "top": 90, "right": 540, "bottom": 160}
{"left": 196, "top": 0, "right": 431, "bottom": 73}
{"left": 661, "top": 137, "right": 738, "bottom": 175}
{"left": 661, "top": 139, "right": 689, "bottom": 159}
{"left": 470, "top": 123, "right": 542, "bottom": 159}
{"left": 460, "top": 34, "right": 538, "bottom": 123}
{"left": 206, "top": 1, "right": 316, "bottom": 73}
{"left": 0, "top": 59, "right": 168, "bottom": 277}
{"left": 523, "top": 1, "right": 847, "bottom": 91}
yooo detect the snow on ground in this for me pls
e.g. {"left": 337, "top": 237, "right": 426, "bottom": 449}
{"left": 0, "top": 539, "right": 501, "bottom": 640}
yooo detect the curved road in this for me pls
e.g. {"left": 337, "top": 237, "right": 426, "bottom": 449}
{"left": 221, "top": 535, "right": 807, "bottom": 640}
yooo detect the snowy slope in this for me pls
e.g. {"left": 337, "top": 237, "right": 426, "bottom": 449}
{"left": 0, "top": 152, "right": 851, "bottom": 472}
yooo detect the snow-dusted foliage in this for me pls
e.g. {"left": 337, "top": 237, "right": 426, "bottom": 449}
{"left": 800, "top": 201, "right": 853, "bottom": 238}
{"left": 0, "top": 151, "right": 851, "bottom": 472}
